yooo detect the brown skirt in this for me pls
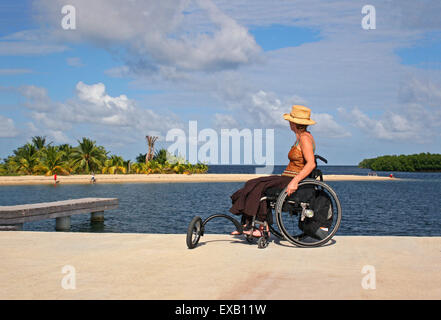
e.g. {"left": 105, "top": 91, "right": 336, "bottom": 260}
{"left": 229, "top": 175, "right": 293, "bottom": 221}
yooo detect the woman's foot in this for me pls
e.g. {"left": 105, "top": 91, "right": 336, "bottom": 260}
{"left": 243, "top": 225, "right": 270, "bottom": 238}
{"left": 243, "top": 228, "right": 263, "bottom": 237}
{"left": 231, "top": 225, "right": 247, "bottom": 235}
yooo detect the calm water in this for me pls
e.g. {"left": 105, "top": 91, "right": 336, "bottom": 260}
{"left": 1, "top": 166, "right": 440, "bottom": 236}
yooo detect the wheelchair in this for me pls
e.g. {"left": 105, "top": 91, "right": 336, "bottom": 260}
{"left": 186, "top": 155, "right": 342, "bottom": 249}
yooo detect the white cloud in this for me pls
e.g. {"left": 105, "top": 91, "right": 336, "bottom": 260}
{"left": 398, "top": 78, "right": 441, "bottom": 107}
{"left": 214, "top": 88, "right": 291, "bottom": 129}
{"left": 213, "top": 113, "right": 239, "bottom": 129}
{"left": 343, "top": 106, "right": 418, "bottom": 141}
{"left": 336, "top": 77, "right": 441, "bottom": 143}
{"left": 0, "top": 116, "right": 19, "bottom": 138}
{"left": 310, "top": 113, "right": 351, "bottom": 138}
{"left": 212, "top": 85, "right": 351, "bottom": 138}
{"left": 338, "top": 104, "right": 440, "bottom": 143}
{"left": 18, "top": 85, "right": 52, "bottom": 111}
{"left": 35, "top": 0, "right": 261, "bottom": 73}
{"left": 47, "top": 130, "right": 70, "bottom": 144}
{"left": 17, "top": 82, "right": 184, "bottom": 143}
{"left": 0, "top": 30, "right": 68, "bottom": 56}
{"left": 104, "top": 66, "right": 130, "bottom": 78}
{"left": 75, "top": 82, "right": 133, "bottom": 112}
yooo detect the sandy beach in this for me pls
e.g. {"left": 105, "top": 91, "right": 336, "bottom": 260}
{"left": 0, "top": 173, "right": 398, "bottom": 185}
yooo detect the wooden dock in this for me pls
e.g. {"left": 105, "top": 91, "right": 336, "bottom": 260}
{"left": 0, "top": 198, "right": 118, "bottom": 231}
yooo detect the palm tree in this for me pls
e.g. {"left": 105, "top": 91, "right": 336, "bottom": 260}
{"left": 102, "top": 155, "right": 126, "bottom": 174}
{"left": 145, "top": 160, "right": 164, "bottom": 174}
{"left": 71, "top": 138, "right": 107, "bottom": 174}
{"left": 124, "top": 159, "right": 132, "bottom": 173}
{"left": 34, "top": 146, "right": 69, "bottom": 176}
{"left": 58, "top": 144, "right": 75, "bottom": 173}
{"left": 136, "top": 153, "right": 147, "bottom": 164}
{"left": 32, "top": 136, "right": 51, "bottom": 151}
{"left": 153, "top": 148, "right": 170, "bottom": 165}
{"left": 2, "top": 156, "right": 19, "bottom": 175}
{"left": 131, "top": 162, "right": 148, "bottom": 174}
{"left": 58, "top": 144, "right": 73, "bottom": 160}
{"left": 13, "top": 143, "right": 40, "bottom": 175}
{"left": 0, "top": 162, "right": 7, "bottom": 175}
{"left": 146, "top": 136, "right": 158, "bottom": 163}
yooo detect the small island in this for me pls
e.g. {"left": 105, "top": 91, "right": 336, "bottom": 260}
{"left": 359, "top": 153, "right": 441, "bottom": 172}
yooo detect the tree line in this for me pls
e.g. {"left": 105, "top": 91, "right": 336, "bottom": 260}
{"left": 358, "top": 153, "right": 441, "bottom": 172}
{"left": 0, "top": 136, "right": 208, "bottom": 176}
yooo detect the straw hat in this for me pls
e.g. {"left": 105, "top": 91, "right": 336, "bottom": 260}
{"left": 283, "top": 105, "right": 316, "bottom": 125}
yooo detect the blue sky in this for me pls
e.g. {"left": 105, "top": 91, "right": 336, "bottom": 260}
{"left": 0, "top": 0, "right": 440, "bottom": 165}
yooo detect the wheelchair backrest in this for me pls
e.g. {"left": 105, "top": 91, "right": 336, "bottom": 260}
{"left": 309, "top": 154, "right": 327, "bottom": 181}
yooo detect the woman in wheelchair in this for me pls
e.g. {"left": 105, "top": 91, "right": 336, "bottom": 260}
{"left": 229, "top": 105, "right": 317, "bottom": 237}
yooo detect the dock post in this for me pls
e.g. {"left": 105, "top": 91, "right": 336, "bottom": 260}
{"left": 91, "top": 211, "right": 105, "bottom": 223}
{"left": 55, "top": 216, "right": 71, "bottom": 231}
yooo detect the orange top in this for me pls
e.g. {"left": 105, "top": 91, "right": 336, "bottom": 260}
{"left": 282, "top": 134, "right": 316, "bottom": 177}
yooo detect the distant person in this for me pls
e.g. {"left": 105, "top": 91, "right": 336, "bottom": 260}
{"left": 91, "top": 172, "right": 96, "bottom": 184}
{"left": 54, "top": 174, "right": 59, "bottom": 185}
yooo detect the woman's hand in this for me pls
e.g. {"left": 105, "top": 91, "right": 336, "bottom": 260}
{"left": 286, "top": 179, "right": 299, "bottom": 196}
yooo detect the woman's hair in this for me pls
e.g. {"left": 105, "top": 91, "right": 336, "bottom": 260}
{"left": 295, "top": 123, "right": 308, "bottom": 132}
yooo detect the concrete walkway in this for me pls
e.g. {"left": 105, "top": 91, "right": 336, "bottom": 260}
{"left": 1, "top": 232, "right": 440, "bottom": 299}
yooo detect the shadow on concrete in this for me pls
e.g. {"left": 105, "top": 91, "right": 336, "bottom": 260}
{"left": 195, "top": 235, "right": 337, "bottom": 249}
{"left": 271, "top": 237, "right": 337, "bottom": 248}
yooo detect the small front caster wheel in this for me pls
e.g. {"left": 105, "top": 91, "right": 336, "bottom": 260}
{"left": 257, "top": 236, "right": 269, "bottom": 249}
{"left": 186, "top": 216, "right": 203, "bottom": 249}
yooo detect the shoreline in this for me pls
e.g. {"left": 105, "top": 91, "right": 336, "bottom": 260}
{"left": 0, "top": 173, "right": 398, "bottom": 185}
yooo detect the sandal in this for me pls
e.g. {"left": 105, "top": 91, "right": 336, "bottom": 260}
{"left": 243, "top": 228, "right": 263, "bottom": 237}
{"left": 231, "top": 225, "right": 247, "bottom": 235}
{"left": 243, "top": 225, "right": 270, "bottom": 238}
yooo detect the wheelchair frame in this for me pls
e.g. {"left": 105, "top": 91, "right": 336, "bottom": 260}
{"left": 186, "top": 155, "right": 342, "bottom": 249}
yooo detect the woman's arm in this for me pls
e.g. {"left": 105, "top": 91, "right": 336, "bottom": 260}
{"left": 286, "top": 134, "right": 316, "bottom": 196}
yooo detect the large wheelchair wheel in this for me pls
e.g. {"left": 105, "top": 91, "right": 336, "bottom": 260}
{"left": 275, "top": 180, "right": 342, "bottom": 247}
{"left": 186, "top": 216, "right": 203, "bottom": 249}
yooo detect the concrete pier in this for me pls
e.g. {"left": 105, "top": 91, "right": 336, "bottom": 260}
{"left": 0, "top": 232, "right": 440, "bottom": 300}
{"left": 0, "top": 198, "right": 118, "bottom": 231}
